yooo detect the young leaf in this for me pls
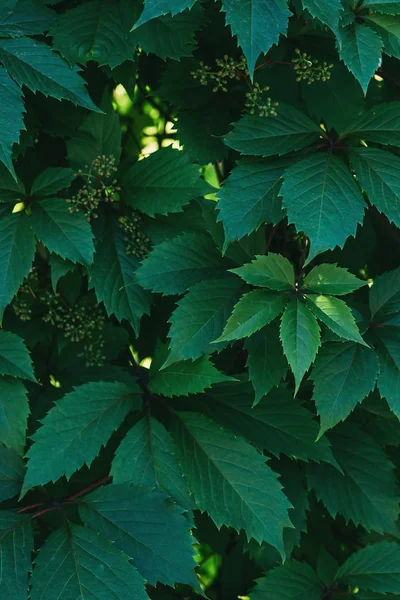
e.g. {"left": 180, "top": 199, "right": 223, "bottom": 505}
{"left": 301, "top": 0, "right": 341, "bottom": 31}
{"left": 224, "top": 103, "right": 322, "bottom": 157}
{"left": 0, "top": 377, "right": 29, "bottom": 456}
{"left": 165, "top": 275, "right": 243, "bottom": 366}
{"left": 21, "top": 381, "right": 141, "bottom": 496}
{"left": 0, "top": 67, "right": 25, "bottom": 178}
{"left": 134, "top": 0, "right": 197, "bottom": 28}
{"left": 30, "top": 524, "right": 148, "bottom": 600}
{"left": 281, "top": 153, "right": 365, "bottom": 262}
{"left": 280, "top": 298, "right": 321, "bottom": 392}
{"left": 306, "top": 294, "right": 367, "bottom": 345}
{"left": 245, "top": 322, "right": 288, "bottom": 404}
{"left": 221, "top": 0, "right": 292, "bottom": 75}
{"left": 0, "top": 330, "right": 36, "bottom": 381}
{"left": 302, "top": 263, "right": 366, "bottom": 295}
{"left": 376, "top": 328, "right": 400, "bottom": 418}
{"left": 30, "top": 199, "right": 95, "bottom": 265}
{"left": 121, "top": 147, "right": 210, "bottom": 217}
{"left": 0, "top": 511, "right": 33, "bottom": 600}
{"left": 0, "top": 446, "right": 24, "bottom": 501}
{"left": 230, "top": 253, "right": 295, "bottom": 291}
{"left": 216, "top": 289, "right": 287, "bottom": 342}
{"left": 335, "top": 542, "right": 400, "bottom": 595}
{"left": 337, "top": 23, "right": 383, "bottom": 93}
{"left": 111, "top": 415, "right": 193, "bottom": 509}
{"left": 342, "top": 102, "right": 400, "bottom": 146}
{"left": 216, "top": 157, "right": 287, "bottom": 248}
{"left": 310, "top": 342, "right": 379, "bottom": 436}
{"left": 31, "top": 167, "right": 75, "bottom": 197}
{"left": 136, "top": 232, "right": 226, "bottom": 295}
{"left": 0, "top": 37, "right": 100, "bottom": 112}
{"left": 369, "top": 266, "right": 400, "bottom": 321}
{"left": 79, "top": 484, "right": 199, "bottom": 588}
{"left": 250, "top": 560, "right": 322, "bottom": 600}
{"left": 172, "top": 411, "right": 293, "bottom": 558}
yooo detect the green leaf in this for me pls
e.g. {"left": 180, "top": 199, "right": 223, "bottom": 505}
{"left": 51, "top": 0, "right": 138, "bottom": 69}
{"left": 306, "top": 424, "right": 400, "bottom": 534}
{"left": 362, "top": 0, "right": 400, "bottom": 12}
{"left": 351, "top": 147, "right": 400, "bottom": 229}
{"left": 0, "top": 162, "right": 25, "bottom": 203}
{"left": 302, "top": 0, "right": 341, "bottom": 30}
{"left": 30, "top": 524, "right": 148, "bottom": 600}
{"left": 0, "top": 376, "right": 28, "bottom": 457}
{"left": 79, "top": 484, "right": 199, "bottom": 588}
{"left": 0, "top": 446, "right": 24, "bottom": 501}
{"left": 172, "top": 411, "right": 292, "bottom": 558}
{"left": 337, "top": 23, "right": 383, "bottom": 93}
{"left": 369, "top": 266, "right": 400, "bottom": 321}
{"left": 177, "top": 107, "right": 230, "bottom": 164}
{"left": 49, "top": 253, "right": 75, "bottom": 291}
{"left": 165, "top": 275, "right": 243, "bottom": 366}
{"left": 111, "top": 415, "right": 193, "bottom": 509}
{"left": 31, "top": 167, "right": 75, "bottom": 197}
{"left": 201, "top": 380, "right": 338, "bottom": 465}
{"left": 224, "top": 103, "right": 322, "bottom": 157}
{"left": 121, "top": 148, "right": 210, "bottom": 217}
{"left": 90, "top": 218, "right": 151, "bottom": 336}
{"left": 280, "top": 298, "right": 321, "bottom": 393}
{"left": 310, "top": 342, "right": 379, "bottom": 436}
{"left": 306, "top": 294, "right": 367, "bottom": 345}
{"left": 30, "top": 198, "right": 94, "bottom": 265}
{"left": 136, "top": 232, "right": 226, "bottom": 295}
{"left": 342, "top": 101, "right": 400, "bottom": 145}
{"left": 216, "top": 289, "right": 287, "bottom": 342}
{"left": 149, "top": 354, "right": 234, "bottom": 397}
{"left": 230, "top": 253, "right": 295, "bottom": 291}
{"left": 281, "top": 153, "right": 365, "bottom": 261}
{"left": 250, "top": 560, "right": 322, "bottom": 600}
{"left": 134, "top": 0, "right": 196, "bottom": 28}
{"left": 245, "top": 322, "right": 288, "bottom": 404}
{"left": 221, "top": 0, "right": 292, "bottom": 75}
{"left": 0, "top": 0, "right": 54, "bottom": 37}
{"left": 0, "top": 37, "right": 99, "bottom": 112}
{"left": 21, "top": 381, "right": 141, "bottom": 496}
{"left": 335, "top": 542, "right": 400, "bottom": 594}
{"left": 302, "top": 263, "right": 366, "bottom": 295}
{"left": 376, "top": 328, "right": 400, "bottom": 418}
{"left": 0, "top": 511, "right": 33, "bottom": 600}
{"left": 216, "top": 157, "right": 287, "bottom": 248}
{"left": 366, "top": 14, "right": 400, "bottom": 59}
{"left": 0, "top": 330, "right": 36, "bottom": 381}
{"left": 0, "top": 67, "right": 25, "bottom": 178}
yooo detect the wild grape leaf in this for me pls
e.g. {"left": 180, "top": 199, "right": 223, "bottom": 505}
{"left": 90, "top": 218, "right": 151, "bottom": 336}
{"left": 0, "top": 67, "right": 25, "bottom": 178}
{"left": 121, "top": 147, "right": 210, "bottom": 217}
{"left": 281, "top": 153, "right": 365, "bottom": 261}
{"left": 216, "top": 157, "right": 287, "bottom": 248}
{"left": 302, "top": 263, "right": 366, "bottom": 295}
{"left": 342, "top": 102, "right": 400, "bottom": 145}
{"left": 337, "top": 23, "right": 383, "bottom": 93}
{"left": 165, "top": 275, "right": 243, "bottom": 366}
{"left": 30, "top": 524, "right": 148, "bottom": 600}
{"left": 250, "top": 560, "right": 322, "bottom": 600}
{"left": 280, "top": 298, "right": 321, "bottom": 393}
{"left": 221, "top": 0, "right": 292, "bottom": 74}
{"left": 136, "top": 232, "right": 227, "bottom": 295}
{"left": 310, "top": 342, "right": 379, "bottom": 436}
{"left": 49, "top": 254, "right": 75, "bottom": 291}
{"left": 79, "top": 484, "right": 199, "bottom": 588}
{"left": 0, "top": 38, "right": 100, "bottom": 111}
{"left": 0, "top": 0, "right": 54, "bottom": 37}
{"left": 200, "top": 380, "right": 338, "bottom": 465}
{"left": 351, "top": 147, "right": 400, "bottom": 229}
{"left": 231, "top": 253, "right": 295, "bottom": 291}
{"left": 0, "top": 511, "right": 33, "bottom": 600}
{"left": 0, "top": 377, "right": 28, "bottom": 457}
{"left": 30, "top": 199, "right": 95, "bottom": 265}
{"left": 245, "top": 322, "right": 288, "bottom": 404}
{"left": 0, "top": 162, "right": 25, "bottom": 203}
{"left": 301, "top": 0, "right": 341, "bottom": 30}
{"left": 31, "top": 167, "right": 75, "bottom": 197}
{"left": 306, "top": 294, "right": 367, "bottom": 345}
{"left": 0, "top": 330, "right": 35, "bottom": 382}
{"left": 369, "top": 266, "right": 400, "bottom": 321}
{"left": 376, "top": 328, "right": 400, "bottom": 418}
{"left": 335, "top": 542, "right": 400, "bottom": 595}
{"left": 224, "top": 103, "right": 322, "bottom": 157}
{"left": 111, "top": 415, "right": 193, "bottom": 509}
{"left": 0, "top": 446, "right": 24, "bottom": 501}
{"left": 134, "top": 0, "right": 197, "bottom": 28}
{"left": 366, "top": 13, "right": 400, "bottom": 59}
{"left": 362, "top": 0, "right": 400, "bottom": 12}
{"left": 216, "top": 289, "right": 287, "bottom": 342}
{"left": 177, "top": 107, "right": 230, "bottom": 164}
{"left": 21, "top": 380, "right": 141, "bottom": 496}
{"left": 172, "top": 411, "right": 292, "bottom": 558}
{"left": 306, "top": 424, "right": 400, "bottom": 534}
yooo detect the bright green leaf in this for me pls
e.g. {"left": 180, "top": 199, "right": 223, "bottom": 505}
{"left": 231, "top": 253, "right": 294, "bottom": 290}
{"left": 302, "top": 263, "right": 366, "bottom": 295}
{"left": 306, "top": 294, "right": 367, "bottom": 345}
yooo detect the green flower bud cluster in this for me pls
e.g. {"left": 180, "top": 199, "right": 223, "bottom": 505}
{"left": 119, "top": 211, "right": 151, "bottom": 260}
{"left": 292, "top": 48, "right": 334, "bottom": 84}
{"left": 11, "top": 268, "right": 39, "bottom": 321}
{"left": 245, "top": 83, "right": 279, "bottom": 117}
{"left": 42, "top": 293, "right": 105, "bottom": 343}
{"left": 67, "top": 154, "right": 120, "bottom": 221}
{"left": 78, "top": 339, "right": 106, "bottom": 368}
{"left": 191, "top": 55, "right": 248, "bottom": 92}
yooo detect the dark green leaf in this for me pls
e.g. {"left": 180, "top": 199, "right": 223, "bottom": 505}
{"left": 134, "top": 0, "right": 196, "bottom": 28}
{"left": 31, "top": 167, "right": 75, "bottom": 197}
{"left": 0, "top": 330, "right": 35, "bottom": 381}
{"left": 0, "top": 67, "right": 25, "bottom": 178}
{"left": 0, "top": 376, "right": 28, "bottom": 456}
{"left": 337, "top": 23, "right": 383, "bottom": 93}
{"left": 0, "top": 511, "right": 33, "bottom": 600}
{"left": 250, "top": 560, "right": 322, "bottom": 600}
{"left": 0, "top": 446, "right": 24, "bottom": 501}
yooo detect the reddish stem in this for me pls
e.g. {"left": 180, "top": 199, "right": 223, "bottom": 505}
{"left": 31, "top": 507, "right": 56, "bottom": 520}
{"left": 62, "top": 475, "right": 112, "bottom": 503}
{"left": 18, "top": 503, "right": 45, "bottom": 514}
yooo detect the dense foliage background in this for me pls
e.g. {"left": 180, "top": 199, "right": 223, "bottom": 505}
{"left": 1, "top": 0, "right": 400, "bottom": 598}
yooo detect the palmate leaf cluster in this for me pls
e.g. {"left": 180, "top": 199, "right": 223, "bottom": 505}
{"left": 1, "top": 0, "right": 400, "bottom": 599}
